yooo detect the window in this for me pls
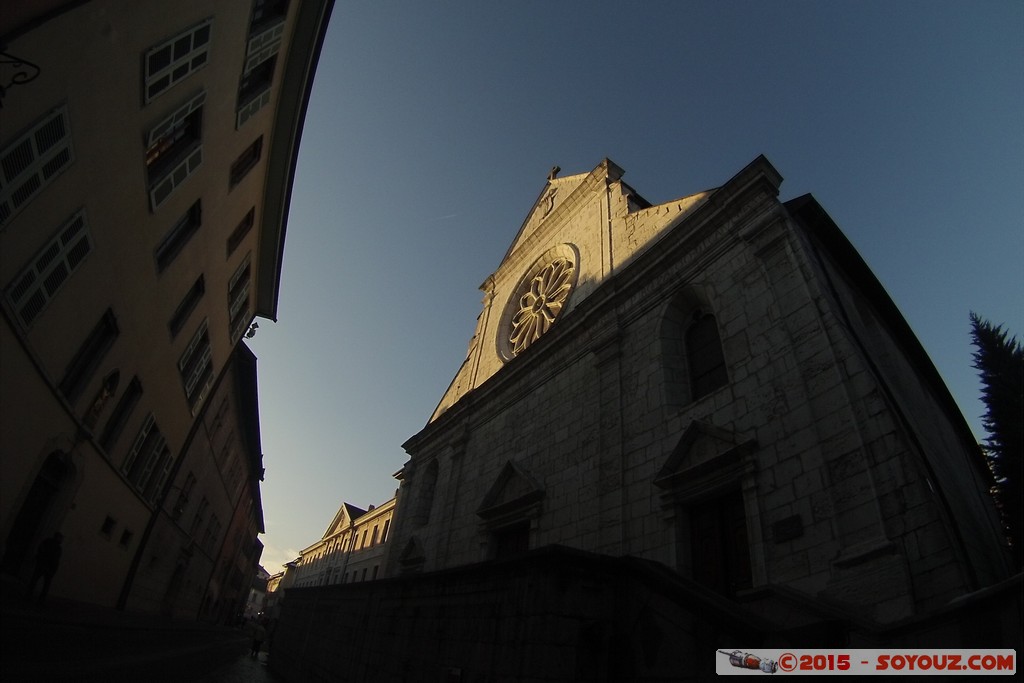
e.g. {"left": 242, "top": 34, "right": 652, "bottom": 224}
{"left": 99, "top": 376, "right": 142, "bottom": 452}
{"left": 59, "top": 308, "right": 118, "bottom": 402}
{"left": 172, "top": 472, "right": 196, "bottom": 520}
{"left": 119, "top": 529, "right": 134, "bottom": 548}
{"left": 236, "top": 56, "right": 276, "bottom": 128}
{"left": 100, "top": 516, "right": 116, "bottom": 539}
{"left": 686, "top": 311, "right": 727, "bottom": 400}
{"left": 146, "top": 92, "right": 204, "bottom": 210}
{"left": 229, "top": 136, "right": 263, "bottom": 188}
{"left": 203, "top": 514, "right": 221, "bottom": 553}
{"left": 360, "top": 530, "right": 368, "bottom": 549}
{"left": 169, "top": 275, "right": 205, "bottom": 338}
{"left": 122, "top": 414, "right": 173, "bottom": 502}
{"left": 245, "top": 1, "right": 288, "bottom": 73}
{"left": 179, "top": 320, "right": 213, "bottom": 413}
{"left": 190, "top": 496, "right": 209, "bottom": 536}
{"left": 380, "top": 519, "right": 390, "bottom": 544}
{"left": 250, "top": 0, "right": 289, "bottom": 32}
{"left": 0, "top": 105, "right": 74, "bottom": 226}
{"left": 371, "top": 525, "right": 379, "bottom": 546}
{"left": 143, "top": 19, "right": 212, "bottom": 104}
{"left": 227, "top": 208, "right": 255, "bottom": 257}
{"left": 6, "top": 210, "right": 92, "bottom": 326}
{"left": 155, "top": 200, "right": 201, "bottom": 272}
{"left": 227, "top": 254, "right": 252, "bottom": 342}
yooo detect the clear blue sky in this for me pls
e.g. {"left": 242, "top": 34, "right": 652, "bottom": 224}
{"left": 247, "top": 1, "right": 1024, "bottom": 573}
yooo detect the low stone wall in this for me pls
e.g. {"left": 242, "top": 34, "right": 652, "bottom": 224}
{"left": 269, "top": 546, "right": 1022, "bottom": 682}
{"left": 269, "top": 546, "right": 768, "bottom": 682}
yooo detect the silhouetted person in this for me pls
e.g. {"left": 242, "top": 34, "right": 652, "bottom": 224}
{"left": 29, "top": 532, "right": 62, "bottom": 604}
{"left": 250, "top": 619, "right": 267, "bottom": 658}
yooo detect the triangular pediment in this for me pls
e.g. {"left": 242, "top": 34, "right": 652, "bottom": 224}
{"left": 477, "top": 460, "right": 544, "bottom": 520}
{"left": 654, "top": 421, "right": 756, "bottom": 491}
{"left": 323, "top": 502, "right": 367, "bottom": 538}
{"left": 502, "top": 169, "right": 592, "bottom": 260}
{"left": 399, "top": 536, "right": 424, "bottom": 562}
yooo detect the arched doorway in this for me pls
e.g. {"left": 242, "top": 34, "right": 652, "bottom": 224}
{"left": 1, "top": 450, "right": 77, "bottom": 577}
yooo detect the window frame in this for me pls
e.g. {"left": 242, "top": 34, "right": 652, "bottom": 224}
{"left": 5, "top": 209, "right": 92, "bottom": 327}
{"left": 0, "top": 105, "right": 75, "bottom": 226}
{"left": 142, "top": 19, "right": 213, "bottom": 105}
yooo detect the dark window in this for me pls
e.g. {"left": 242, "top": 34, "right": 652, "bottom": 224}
{"left": 227, "top": 208, "right": 255, "bottom": 257}
{"left": 250, "top": 0, "right": 289, "bottom": 32}
{"left": 686, "top": 311, "right": 727, "bottom": 400}
{"left": 119, "top": 529, "right": 134, "bottom": 548}
{"left": 155, "top": 200, "right": 201, "bottom": 272}
{"left": 59, "top": 308, "right": 118, "bottom": 402}
{"left": 689, "top": 490, "right": 751, "bottom": 597}
{"left": 143, "top": 20, "right": 212, "bottom": 103}
{"left": 146, "top": 107, "right": 202, "bottom": 183}
{"left": 100, "top": 516, "right": 116, "bottom": 538}
{"left": 229, "top": 137, "right": 263, "bottom": 188}
{"left": 6, "top": 210, "right": 92, "bottom": 326}
{"left": 238, "top": 56, "right": 276, "bottom": 108}
{"left": 179, "top": 320, "right": 213, "bottom": 411}
{"left": 371, "top": 525, "right": 379, "bottom": 545}
{"left": 227, "top": 256, "right": 252, "bottom": 342}
{"left": 172, "top": 472, "right": 196, "bottom": 520}
{"left": 169, "top": 275, "right": 205, "bottom": 338}
{"left": 380, "top": 519, "right": 390, "bottom": 544}
{"left": 122, "top": 414, "right": 172, "bottom": 502}
{"left": 99, "top": 376, "right": 142, "bottom": 452}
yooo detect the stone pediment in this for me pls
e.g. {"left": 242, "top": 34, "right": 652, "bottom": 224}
{"left": 654, "top": 421, "right": 756, "bottom": 493}
{"left": 502, "top": 168, "right": 594, "bottom": 260}
{"left": 323, "top": 502, "right": 367, "bottom": 538}
{"left": 477, "top": 460, "right": 544, "bottom": 523}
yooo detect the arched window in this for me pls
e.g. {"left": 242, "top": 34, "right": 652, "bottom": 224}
{"left": 660, "top": 291, "right": 729, "bottom": 407}
{"left": 686, "top": 310, "right": 727, "bottom": 400}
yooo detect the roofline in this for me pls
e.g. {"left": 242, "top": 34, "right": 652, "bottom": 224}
{"left": 256, "top": 0, "right": 336, "bottom": 322}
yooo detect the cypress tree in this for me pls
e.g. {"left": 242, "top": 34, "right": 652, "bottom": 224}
{"left": 970, "top": 312, "right": 1023, "bottom": 568}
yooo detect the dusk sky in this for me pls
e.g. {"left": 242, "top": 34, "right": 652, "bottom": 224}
{"left": 246, "top": 1, "right": 1023, "bottom": 573}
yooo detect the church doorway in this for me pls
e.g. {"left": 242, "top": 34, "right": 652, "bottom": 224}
{"left": 689, "top": 489, "right": 752, "bottom": 597}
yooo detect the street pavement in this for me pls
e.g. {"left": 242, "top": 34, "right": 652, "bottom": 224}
{"left": 1, "top": 576, "right": 284, "bottom": 682}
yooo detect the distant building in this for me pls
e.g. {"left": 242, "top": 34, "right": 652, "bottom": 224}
{"left": 273, "top": 157, "right": 1018, "bottom": 681}
{"left": 0, "top": 0, "right": 334, "bottom": 619}
{"left": 294, "top": 495, "right": 397, "bottom": 587}
{"left": 243, "top": 565, "right": 272, "bottom": 620}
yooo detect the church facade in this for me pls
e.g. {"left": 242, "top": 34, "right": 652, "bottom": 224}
{"left": 272, "top": 157, "right": 1017, "bottom": 681}
{"left": 385, "top": 156, "right": 1010, "bottom": 625}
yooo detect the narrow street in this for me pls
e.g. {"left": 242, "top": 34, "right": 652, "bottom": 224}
{"left": 1, "top": 580, "right": 284, "bottom": 682}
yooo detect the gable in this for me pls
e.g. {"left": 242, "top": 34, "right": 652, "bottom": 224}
{"left": 654, "top": 421, "right": 756, "bottom": 495}
{"left": 323, "top": 501, "right": 367, "bottom": 538}
{"left": 477, "top": 460, "right": 544, "bottom": 525}
{"left": 502, "top": 168, "right": 592, "bottom": 261}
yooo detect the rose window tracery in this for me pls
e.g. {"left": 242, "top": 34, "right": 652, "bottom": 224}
{"left": 508, "top": 256, "right": 575, "bottom": 356}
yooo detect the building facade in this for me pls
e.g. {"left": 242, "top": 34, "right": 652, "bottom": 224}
{"left": 294, "top": 495, "right": 397, "bottom": 588}
{"left": 384, "top": 157, "right": 1011, "bottom": 623}
{"left": 0, "top": 0, "right": 334, "bottom": 617}
{"left": 271, "top": 159, "right": 1018, "bottom": 681}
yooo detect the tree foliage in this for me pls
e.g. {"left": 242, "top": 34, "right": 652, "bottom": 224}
{"left": 970, "top": 312, "right": 1023, "bottom": 568}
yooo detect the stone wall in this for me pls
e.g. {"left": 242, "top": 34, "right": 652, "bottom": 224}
{"left": 271, "top": 546, "right": 770, "bottom": 683}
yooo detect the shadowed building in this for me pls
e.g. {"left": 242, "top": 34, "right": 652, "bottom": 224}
{"left": 272, "top": 157, "right": 1018, "bottom": 681}
{"left": 0, "top": 0, "right": 334, "bottom": 619}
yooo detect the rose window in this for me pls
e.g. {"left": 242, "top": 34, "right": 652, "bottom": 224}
{"left": 508, "top": 256, "right": 575, "bottom": 356}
